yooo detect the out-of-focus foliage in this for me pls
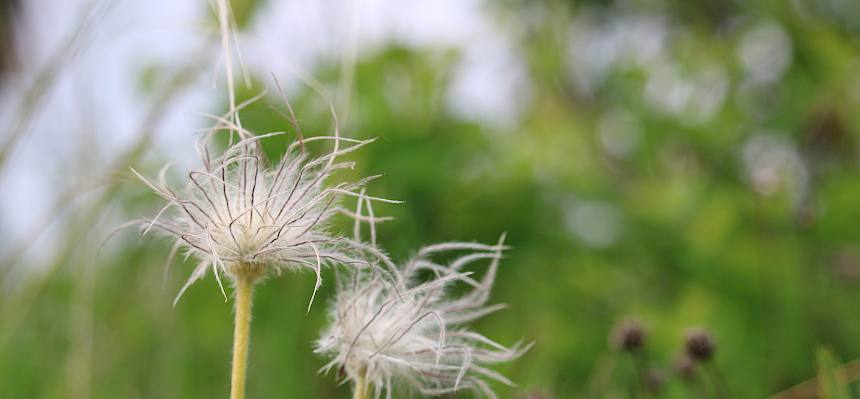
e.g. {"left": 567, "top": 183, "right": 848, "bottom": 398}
{"left": 2, "top": 0, "right": 860, "bottom": 398}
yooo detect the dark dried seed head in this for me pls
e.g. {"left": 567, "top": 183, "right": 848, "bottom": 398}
{"left": 610, "top": 318, "right": 647, "bottom": 353}
{"left": 685, "top": 328, "right": 716, "bottom": 361}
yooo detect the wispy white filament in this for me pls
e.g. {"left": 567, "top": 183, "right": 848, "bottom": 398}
{"left": 316, "top": 233, "right": 530, "bottom": 398}
{"left": 131, "top": 98, "right": 398, "bottom": 307}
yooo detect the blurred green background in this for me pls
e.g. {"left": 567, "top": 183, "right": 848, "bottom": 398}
{"left": 2, "top": 0, "right": 860, "bottom": 398}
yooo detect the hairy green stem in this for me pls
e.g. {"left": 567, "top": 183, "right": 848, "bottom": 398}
{"left": 230, "top": 275, "right": 254, "bottom": 399}
{"left": 353, "top": 369, "right": 369, "bottom": 399}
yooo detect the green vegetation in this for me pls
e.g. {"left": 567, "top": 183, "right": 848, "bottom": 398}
{"left": 2, "top": 0, "right": 860, "bottom": 397}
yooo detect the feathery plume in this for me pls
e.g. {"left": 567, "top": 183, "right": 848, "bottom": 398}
{"left": 315, "top": 234, "right": 530, "bottom": 399}
{"left": 133, "top": 99, "right": 397, "bottom": 307}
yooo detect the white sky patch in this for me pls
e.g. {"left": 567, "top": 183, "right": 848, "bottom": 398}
{"left": 0, "top": 0, "right": 210, "bottom": 264}
{"left": 246, "top": 0, "right": 530, "bottom": 128}
{"left": 0, "top": 0, "right": 533, "bottom": 266}
{"left": 568, "top": 10, "right": 728, "bottom": 125}
{"left": 446, "top": 32, "right": 531, "bottom": 128}
{"left": 568, "top": 10, "right": 668, "bottom": 96}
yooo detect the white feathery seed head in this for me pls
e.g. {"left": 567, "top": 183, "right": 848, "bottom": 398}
{"left": 315, "top": 234, "right": 531, "bottom": 398}
{"left": 132, "top": 98, "right": 399, "bottom": 307}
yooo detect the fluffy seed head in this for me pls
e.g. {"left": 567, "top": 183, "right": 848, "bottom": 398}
{"left": 133, "top": 104, "right": 397, "bottom": 306}
{"left": 315, "top": 235, "right": 530, "bottom": 398}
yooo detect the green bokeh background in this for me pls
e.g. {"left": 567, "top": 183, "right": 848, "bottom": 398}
{"left": 2, "top": 0, "right": 860, "bottom": 398}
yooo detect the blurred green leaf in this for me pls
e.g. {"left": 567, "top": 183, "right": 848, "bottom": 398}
{"left": 816, "top": 347, "right": 851, "bottom": 399}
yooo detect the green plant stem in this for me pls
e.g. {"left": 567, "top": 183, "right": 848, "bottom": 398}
{"left": 230, "top": 275, "right": 254, "bottom": 399}
{"left": 353, "top": 369, "right": 369, "bottom": 399}
{"left": 633, "top": 352, "right": 649, "bottom": 398}
{"left": 706, "top": 362, "right": 730, "bottom": 399}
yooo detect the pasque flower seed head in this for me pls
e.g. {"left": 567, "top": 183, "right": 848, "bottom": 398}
{"left": 133, "top": 111, "right": 398, "bottom": 307}
{"left": 316, "top": 235, "right": 531, "bottom": 398}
